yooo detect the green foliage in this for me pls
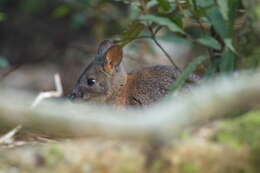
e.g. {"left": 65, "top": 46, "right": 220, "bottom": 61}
{"left": 205, "top": 5, "right": 230, "bottom": 39}
{"left": 140, "top": 15, "right": 184, "bottom": 34}
{"left": 0, "top": 0, "right": 124, "bottom": 31}
{"left": 118, "top": 22, "right": 145, "bottom": 47}
{"left": 197, "top": 36, "right": 221, "bottom": 49}
{"left": 217, "top": 0, "right": 229, "bottom": 20}
{"left": 115, "top": 0, "right": 242, "bottom": 89}
{"left": 179, "top": 162, "right": 201, "bottom": 173}
{"left": 0, "top": 56, "right": 9, "bottom": 68}
{"left": 53, "top": 5, "right": 72, "bottom": 18}
{"left": 19, "top": 0, "right": 48, "bottom": 14}
{"left": 215, "top": 111, "right": 260, "bottom": 149}
{"left": 46, "top": 145, "right": 65, "bottom": 167}
{"left": 220, "top": 49, "right": 235, "bottom": 72}
{"left": 157, "top": 0, "right": 171, "bottom": 12}
{"left": 0, "top": 0, "right": 244, "bottom": 81}
{"left": 215, "top": 111, "right": 260, "bottom": 172}
{"left": 0, "top": 12, "right": 6, "bottom": 22}
{"left": 171, "top": 55, "right": 209, "bottom": 92}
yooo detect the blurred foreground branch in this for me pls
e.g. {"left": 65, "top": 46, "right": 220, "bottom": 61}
{"left": 0, "top": 71, "right": 260, "bottom": 141}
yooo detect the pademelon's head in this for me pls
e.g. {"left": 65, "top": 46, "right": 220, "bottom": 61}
{"left": 68, "top": 40, "right": 126, "bottom": 104}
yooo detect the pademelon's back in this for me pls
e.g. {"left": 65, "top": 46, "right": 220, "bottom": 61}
{"left": 126, "top": 65, "right": 199, "bottom": 106}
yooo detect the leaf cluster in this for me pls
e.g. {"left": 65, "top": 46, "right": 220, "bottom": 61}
{"left": 117, "top": 0, "right": 243, "bottom": 91}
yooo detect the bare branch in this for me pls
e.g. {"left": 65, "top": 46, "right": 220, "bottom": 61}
{"left": 31, "top": 73, "right": 63, "bottom": 108}
{"left": 0, "top": 125, "right": 22, "bottom": 145}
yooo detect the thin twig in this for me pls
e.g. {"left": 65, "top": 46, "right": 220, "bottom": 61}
{"left": 0, "top": 125, "right": 22, "bottom": 145}
{"left": 148, "top": 26, "right": 181, "bottom": 72}
{"left": 154, "top": 26, "right": 163, "bottom": 35}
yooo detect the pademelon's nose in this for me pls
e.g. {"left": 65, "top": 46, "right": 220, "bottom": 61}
{"left": 68, "top": 88, "right": 84, "bottom": 101}
{"left": 68, "top": 92, "right": 77, "bottom": 101}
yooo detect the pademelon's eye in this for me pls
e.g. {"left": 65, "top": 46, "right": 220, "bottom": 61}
{"left": 87, "top": 78, "right": 96, "bottom": 86}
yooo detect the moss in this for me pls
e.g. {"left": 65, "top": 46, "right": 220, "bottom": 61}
{"left": 45, "top": 145, "right": 65, "bottom": 167}
{"left": 251, "top": 143, "right": 260, "bottom": 173}
{"left": 215, "top": 111, "right": 260, "bottom": 147}
{"left": 117, "top": 157, "right": 143, "bottom": 173}
{"left": 150, "top": 160, "right": 164, "bottom": 173}
{"left": 214, "top": 111, "right": 260, "bottom": 172}
{"left": 179, "top": 162, "right": 201, "bottom": 173}
{"left": 118, "top": 162, "right": 141, "bottom": 173}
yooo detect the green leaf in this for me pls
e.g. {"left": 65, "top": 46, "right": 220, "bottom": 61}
{"left": 220, "top": 49, "right": 235, "bottom": 72}
{"left": 53, "top": 5, "right": 71, "bottom": 17}
{"left": 160, "top": 33, "right": 192, "bottom": 46}
{"left": 140, "top": 15, "right": 184, "bottom": 34}
{"left": 157, "top": 0, "right": 171, "bottom": 12}
{"left": 0, "top": 12, "right": 6, "bottom": 22}
{"left": 19, "top": 0, "right": 47, "bottom": 14}
{"left": 206, "top": 6, "right": 230, "bottom": 39}
{"left": 224, "top": 38, "right": 237, "bottom": 54}
{"left": 204, "top": 59, "right": 220, "bottom": 78}
{"left": 129, "top": 3, "right": 141, "bottom": 21}
{"left": 171, "top": 55, "right": 209, "bottom": 92}
{"left": 195, "top": 0, "right": 214, "bottom": 8}
{"left": 71, "top": 13, "right": 86, "bottom": 28}
{"left": 197, "top": 36, "right": 221, "bottom": 49}
{"left": 79, "top": 0, "right": 90, "bottom": 6}
{"left": 217, "top": 0, "right": 229, "bottom": 20}
{"left": 0, "top": 56, "right": 9, "bottom": 68}
{"left": 147, "top": 0, "right": 158, "bottom": 9}
{"left": 170, "top": 16, "right": 184, "bottom": 29}
{"left": 183, "top": 9, "right": 192, "bottom": 18}
{"left": 228, "top": 0, "right": 240, "bottom": 25}
{"left": 119, "top": 21, "right": 145, "bottom": 47}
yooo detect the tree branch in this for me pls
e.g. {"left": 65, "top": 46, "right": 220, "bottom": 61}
{"left": 0, "top": 71, "right": 260, "bottom": 141}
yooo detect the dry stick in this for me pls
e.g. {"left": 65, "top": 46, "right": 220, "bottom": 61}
{"left": 0, "top": 73, "right": 63, "bottom": 145}
{"left": 31, "top": 73, "right": 63, "bottom": 108}
{"left": 0, "top": 71, "right": 260, "bottom": 141}
{"left": 0, "top": 125, "right": 22, "bottom": 145}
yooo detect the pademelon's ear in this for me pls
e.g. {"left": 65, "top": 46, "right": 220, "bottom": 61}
{"left": 97, "top": 40, "right": 113, "bottom": 56}
{"left": 103, "top": 45, "right": 123, "bottom": 73}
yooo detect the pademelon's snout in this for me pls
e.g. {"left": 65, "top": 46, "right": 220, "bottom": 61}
{"left": 68, "top": 86, "right": 84, "bottom": 101}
